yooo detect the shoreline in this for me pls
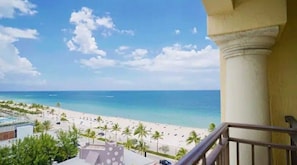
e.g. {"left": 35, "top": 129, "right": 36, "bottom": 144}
{"left": 0, "top": 90, "right": 221, "bottom": 128}
{"left": 47, "top": 106, "right": 209, "bottom": 150}
{"left": 0, "top": 100, "right": 211, "bottom": 155}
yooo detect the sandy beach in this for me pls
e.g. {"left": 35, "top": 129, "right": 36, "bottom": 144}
{"left": 23, "top": 105, "right": 210, "bottom": 156}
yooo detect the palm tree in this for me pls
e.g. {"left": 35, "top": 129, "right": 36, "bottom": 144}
{"left": 34, "top": 119, "right": 44, "bottom": 133}
{"left": 134, "top": 123, "right": 149, "bottom": 156}
{"left": 122, "top": 126, "right": 132, "bottom": 141}
{"left": 42, "top": 120, "right": 51, "bottom": 132}
{"left": 112, "top": 123, "right": 121, "bottom": 142}
{"left": 135, "top": 140, "right": 149, "bottom": 156}
{"left": 34, "top": 119, "right": 40, "bottom": 126}
{"left": 70, "top": 124, "right": 80, "bottom": 146}
{"left": 134, "top": 123, "right": 148, "bottom": 142}
{"left": 90, "top": 131, "right": 96, "bottom": 144}
{"left": 151, "top": 131, "right": 163, "bottom": 152}
{"left": 60, "top": 112, "right": 67, "bottom": 121}
{"left": 96, "top": 116, "right": 103, "bottom": 127}
{"left": 176, "top": 147, "right": 188, "bottom": 160}
{"left": 85, "top": 128, "right": 91, "bottom": 143}
{"left": 208, "top": 123, "right": 216, "bottom": 132}
{"left": 50, "top": 109, "right": 55, "bottom": 115}
{"left": 124, "top": 139, "right": 134, "bottom": 150}
{"left": 186, "top": 130, "right": 201, "bottom": 145}
{"left": 61, "top": 112, "right": 66, "bottom": 118}
{"left": 101, "top": 124, "right": 109, "bottom": 141}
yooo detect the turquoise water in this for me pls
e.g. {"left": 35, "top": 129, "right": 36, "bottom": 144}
{"left": 0, "top": 91, "right": 221, "bottom": 128}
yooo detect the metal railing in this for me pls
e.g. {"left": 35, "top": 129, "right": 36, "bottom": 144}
{"left": 176, "top": 117, "right": 297, "bottom": 165}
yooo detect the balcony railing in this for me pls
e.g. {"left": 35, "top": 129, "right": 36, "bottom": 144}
{"left": 176, "top": 116, "right": 297, "bottom": 165}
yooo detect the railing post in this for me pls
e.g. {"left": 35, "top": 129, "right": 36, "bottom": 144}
{"left": 223, "top": 127, "right": 229, "bottom": 165}
{"left": 285, "top": 116, "right": 297, "bottom": 165}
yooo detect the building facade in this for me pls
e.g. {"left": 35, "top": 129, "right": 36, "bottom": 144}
{"left": 202, "top": 0, "right": 296, "bottom": 164}
{"left": 0, "top": 117, "right": 33, "bottom": 142}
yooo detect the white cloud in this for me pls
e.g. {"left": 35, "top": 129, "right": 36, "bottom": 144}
{"left": 115, "top": 46, "right": 129, "bottom": 55}
{"left": 0, "top": 0, "right": 37, "bottom": 18}
{"left": 205, "top": 36, "right": 211, "bottom": 40}
{"left": 175, "top": 29, "right": 180, "bottom": 35}
{"left": 80, "top": 56, "right": 116, "bottom": 69}
{"left": 0, "top": 26, "right": 38, "bottom": 42}
{"left": 192, "top": 27, "right": 197, "bottom": 34}
{"left": 96, "top": 16, "right": 114, "bottom": 29}
{"left": 117, "top": 29, "right": 135, "bottom": 36}
{"left": 67, "top": 7, "right": 106, "bottom": 56}
{"left": 67, "top": 7, "right": 134, "bottom": 56}
{"left": 124, "top": 44, "right": 219, "bottom": 72}
{"left": 183, "top": 44, "right": 197, "bottom": 49}
{"left": 123, "top": 58, "right": 152, "bottom": 67}
{"left": 0, "top": 26, "right": 40, "bottom": 79}
{"left": 131, "top": 49, "right": 148, "bottom": 60}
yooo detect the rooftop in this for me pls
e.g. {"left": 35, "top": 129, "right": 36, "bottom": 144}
{"left": 58, "top": 149, "right": 155, "bottom": 165}
{"left": 83, "top": 144, "right": 105, "bottom": 151}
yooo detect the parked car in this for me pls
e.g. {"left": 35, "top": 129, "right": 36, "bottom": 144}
{"left": 159, "top": 159, "right": 172, "bottom": 165}
{"left": 98, "top": 132, "right": 104, "bottom": 136}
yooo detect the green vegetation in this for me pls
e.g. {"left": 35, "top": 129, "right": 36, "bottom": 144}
{"left": 124, "top": 139, "right": 134, "bottom": 150}
{"left": 112, "top": 123, "right": 120, "bottom": 142}
{"left": 29, "top": 103, "right": 45, "bottom": 110}
{"left": 0, "top": 103, "right": 41, "bottom": 114}
{"left": 208, "top": 122, "right": 216, "bottom": 132}
{"left": 34, "top": 120, "right": 52, "bottom": 133}
{"left": 96, "top": 116, "right": 103, "bottom": 130}
{"left": 90, "top": 131, "right": 96, "bottom": 144}
{"left": 122, "top": 126, "right": 132, "bottom": 141}
{"left": 147, "top": 149, "right": 176, "bottom": 160}
{"left": 85, "top": 128, "right": 92, "bottom": 143}
{"left": 60, "top": 113, "right": 68, "bottom": 121}
{"left": 134, "top": 123, "right": 149, "bottom": 156}
{"left": 61, "top": 112, "right": 66, "bottom": 118}
{"left": 60, "top": 117, "right": 68, "bottom": 121}
{"left": 43, "top": 120, "right": 52, "bottom": 132}
{"left": 55, "top": 127, "right": 79, "bottom": 162}
{"left": 186, "top": 130, "right": 201, "bottom": 145}
{"left": 100, "top": 124, "right": 109, "bottom": 141}
{"left": 134, "top": 123, "right": 148, "bottom": 141}
{"left": 135, "top": 140, "right": 149, "bottom": 155}
{"left": 0, "top": 126, "right": 79, "bottom": 165}
{"left": 176, "top": 147, "right": 188, "bottom": 160}
{"left": 50, "top": 109, "right": 55, "bottom": 114}
{"left": 151, "top": 131, "right": 163, "bottom": 153}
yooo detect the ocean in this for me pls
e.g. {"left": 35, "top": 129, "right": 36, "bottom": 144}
{"left": 0, "top": 90, "right": 221, "bottom": 128}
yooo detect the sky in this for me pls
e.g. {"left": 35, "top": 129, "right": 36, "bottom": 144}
{"left": 0, "top": 0, "right": 219, "bottom": 91}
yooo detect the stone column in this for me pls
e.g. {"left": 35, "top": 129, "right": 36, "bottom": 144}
{"left": 211, "top": 26, "right": 279, "bottom": 165}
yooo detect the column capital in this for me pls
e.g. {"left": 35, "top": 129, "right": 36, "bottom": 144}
{"left": 210, "top": 26, "right": 279, "bottom": 59}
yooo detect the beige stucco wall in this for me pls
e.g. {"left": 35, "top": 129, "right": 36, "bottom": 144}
{"left": 208, "top": 0, "right": 287, "bottom": 123}
{"left": 268, "top": 0, "right": 297, "bottom": 164}
{"left": 220, "top": 54, "right": 226, "bottom": 122}
{"left": 205, "top": 0, "right": 286, "bottom": 36}
{"left": 204, "top": 0, "right": 296, "bottom": 164}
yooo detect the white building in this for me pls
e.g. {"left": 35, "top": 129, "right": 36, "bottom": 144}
{"left": 0, "top": 116, "right": 33, "bottom": 144}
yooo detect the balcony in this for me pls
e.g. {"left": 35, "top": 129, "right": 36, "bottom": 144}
{"left": 176, "top": 116, "right": 297, "bottom": 165}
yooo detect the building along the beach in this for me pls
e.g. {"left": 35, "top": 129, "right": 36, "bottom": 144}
{"left": 177, "top": 0, "right": 297, "bottom": 165}
{"left": 0, "top": 116, "right": 33, "bottom": 145}
{"left": 58, "top": 142, "right": 155, "bottom": 165}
